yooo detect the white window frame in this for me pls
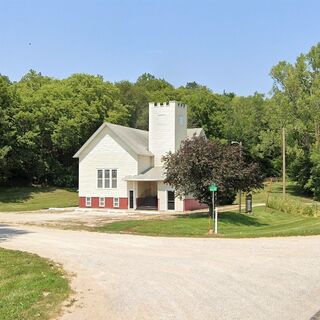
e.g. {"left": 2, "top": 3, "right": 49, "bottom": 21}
{"left": 85, "top": 197, "right": 91, "bottom": 207}
{"left": 96, "top": 169, "right": 118, "bottom": 189}
{"left": 97, "top": 169, "right": 103, "bottom": 188}
{"left": 99, "top": 197, "right": 105, "bottom": 207}
{"left": 113, "top": 197, "right": 119, "bottom": 208}
{"left": 111, "top": 169, "right": 117, "bottom": 189}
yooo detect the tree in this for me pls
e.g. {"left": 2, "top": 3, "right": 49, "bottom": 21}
{"left": 267, "top": 42, "right": 320, "bottom": 197}
{"left": 163, "top": 136, "right": 264, "bottom": 215}
{"left": 176, "top": 85, "right": 231, "bottom": 139}
{"left": 222, "top": 93, "right": 274, "bottom": 174}
{"left": 0, "top": 75, "right": 17, "bottom": 184}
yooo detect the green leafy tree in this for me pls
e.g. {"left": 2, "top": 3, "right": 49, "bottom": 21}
{"left": 267, "top": 43, "right": 320, "bottom": 197}
{"left": 0, "top": 75, "right": 17, "bottom": 184}
{"left": 176, "top": 84, "right": 231, "bottom": 139}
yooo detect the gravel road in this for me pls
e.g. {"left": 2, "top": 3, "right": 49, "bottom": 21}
{"left": 0, "top": 224, "right": 320, "bottom": 320}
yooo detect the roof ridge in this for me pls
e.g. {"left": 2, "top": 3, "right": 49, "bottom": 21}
{"left": 105, "top": 122, "right": 149, "bottom": 134}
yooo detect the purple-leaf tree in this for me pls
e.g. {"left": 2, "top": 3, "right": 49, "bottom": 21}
{"left": 162, "top": 136, "right": 264, "bottom": 216}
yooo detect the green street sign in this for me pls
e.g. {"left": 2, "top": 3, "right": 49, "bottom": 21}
{"left": 209, "top": 184, "right": 218, "bottom": 192}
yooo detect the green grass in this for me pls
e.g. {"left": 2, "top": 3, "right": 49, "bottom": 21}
{"left": 0, "top": 186, "right": 78, "bottom": 212}
{"left": 0, "top": 248, "right": 70, "bottom": 320}
{"left": 95, "top": 207, "right": 320, "bottom": 238}
{"left": 251, "top": 181, "right": 316, "bottom": 204}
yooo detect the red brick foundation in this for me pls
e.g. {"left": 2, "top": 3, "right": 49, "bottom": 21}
{"left": 184, "top": 199, "right": 208, "bottom": 211}
{"left": 79, "top": 197, "right": 128, "bottom": 209}
{"left": 119, "top": 198, "right": 128, "bottom": 209}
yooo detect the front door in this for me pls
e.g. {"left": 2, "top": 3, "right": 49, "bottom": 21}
{"left": 167, "top": 191, "right": 175, "bottom": 210}
{"left": 129, "top": 190, "right": 134, "bottom": 209}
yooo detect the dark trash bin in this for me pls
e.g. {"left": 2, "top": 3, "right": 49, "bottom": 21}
{"left": 246, "top": 193, "right": 252, "bottom": 214}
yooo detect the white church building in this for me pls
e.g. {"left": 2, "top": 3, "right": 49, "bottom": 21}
{"left": 74, "top": 101, "right": 207, "bottom": 212}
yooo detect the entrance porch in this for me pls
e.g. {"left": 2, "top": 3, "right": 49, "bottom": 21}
{"left": 124, "top": 166, "right": 184, "bottom": 212}
{"left": 136, "top": 181, "right": 158, "bottom": 210}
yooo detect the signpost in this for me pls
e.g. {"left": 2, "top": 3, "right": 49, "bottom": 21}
{"left": 209, "top": 184, "right": 218, "bottom": 234}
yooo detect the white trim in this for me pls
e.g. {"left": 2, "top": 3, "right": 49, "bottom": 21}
{"left": 96, "top": 168, "right": 118, "bottom": 189}
{"left": 74, "top": 123, "right": 106, "bottom": 158}
{"left": 113, "top": 197, "right": 119, "bottom": 208}
{"left": 85, "top": 197, "right": 91, "bottom": 207}
{"left": 97, "top": 169, "right": 103, "bottom": 188}
{"left": 73, "top": 122, "right": 153, "bottom": 158}
{"left": 99, "top": 197, "right": 105, "bottom": 207}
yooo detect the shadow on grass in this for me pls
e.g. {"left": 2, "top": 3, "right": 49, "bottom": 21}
{"left": 0, "top": 224, "right": 31, "bottom": 242}
{"left": 0, "top": 186, "right": 76, "bottom": 204}
{"left": 0, "top": 186, "right": 55, "bottom": 204}
{"left": 175, "top": 211, "right": 267, "bottom": 227}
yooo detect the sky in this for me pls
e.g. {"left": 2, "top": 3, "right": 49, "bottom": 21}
{"left": 0, "top": 0, "right": 319, "bottom": 96}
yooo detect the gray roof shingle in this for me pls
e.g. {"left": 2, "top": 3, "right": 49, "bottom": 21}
{"left": 124, "top": 166, "right": 165, "bottom": 181}
{"left": 74, "top": 122, "right": 204, "bottom": 158}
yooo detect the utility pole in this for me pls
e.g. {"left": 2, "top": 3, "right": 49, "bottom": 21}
{"left": 282, "top": 127, "right": 286, "bottom": 199}
{"left": 231, "top": 140, "right": 243, "bottom": 213}
{"left": 239, "top": 141, "right": 242, "bottom": 213}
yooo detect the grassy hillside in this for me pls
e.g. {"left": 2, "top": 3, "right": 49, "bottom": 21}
{"left": 0, "top": 248, "right": 70, "bottom": 320}
{"left": 96, "top": 206, "right": 320, "bottom": 238}
{"left": 251, "top": 181, "right": 316, "bottom": 204}
{"left": 0, "top": 186, "right": 78, "bottom": 212}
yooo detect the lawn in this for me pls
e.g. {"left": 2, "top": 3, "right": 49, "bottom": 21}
{"left": 0, "top": 248, "right": 70, "bottom": 320}
{"left": 251, "top": 180, "right": 316, "bottom": 204}
{"left": 95, "top": 207, "right": 320, "bottom": 238}
{"left": 0, "top": 186, "right": 78, "bottom": 212}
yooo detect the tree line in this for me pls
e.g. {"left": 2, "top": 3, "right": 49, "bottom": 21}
{"left": 0, "top": 43, "right": 319, "bottom": 197}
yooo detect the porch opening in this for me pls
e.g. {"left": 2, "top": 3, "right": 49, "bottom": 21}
{"left": 136, "top": 181, "right": 158, "bottom": 210}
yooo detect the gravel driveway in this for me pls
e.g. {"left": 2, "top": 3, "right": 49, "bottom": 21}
{"left": 0, "top": 224, "right": 320, "bottom": 320}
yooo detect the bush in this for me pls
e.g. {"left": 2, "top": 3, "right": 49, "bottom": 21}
{"left": 218, "top": 190, "right": 237, "bottom": 205}
{"left": 267, "top": 196, "right": 320, "bottom": 217}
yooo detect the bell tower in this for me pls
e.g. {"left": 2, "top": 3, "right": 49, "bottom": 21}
{"left": 148, "top": 101, "right": 187, "bottom": 166}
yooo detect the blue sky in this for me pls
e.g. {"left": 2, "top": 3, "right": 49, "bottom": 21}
{"left": 0, "top": 0, "right": 319, "bottom": 96}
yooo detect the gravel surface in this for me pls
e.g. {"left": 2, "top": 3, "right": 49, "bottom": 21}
{"left": 0, "top": 224, "right": 319, "bottom": 320}
{"left": 0, "top": 204, "right": 265, "bottom": 228}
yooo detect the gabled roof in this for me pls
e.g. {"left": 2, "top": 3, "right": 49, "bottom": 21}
{"left": 73, "top": 122, "right": 152, "bottom": 158}
{"left": 74, "top": 123, "right": 205, "bottom": 158}
{"left": 124, "top": 166, "right": 165, "bottom": 181}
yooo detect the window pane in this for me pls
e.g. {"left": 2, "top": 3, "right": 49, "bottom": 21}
{"left": 97, "top": 170, "right": 103, "bottom": 188}
{"left": 112, "top": 169, "right": 117, "bottom": 188}
{"left": 104, "top": 170, "right": 110, "bottom": 188}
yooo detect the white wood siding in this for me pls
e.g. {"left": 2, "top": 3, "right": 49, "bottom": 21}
{"left": 149, "top": 103, "right": 175, "bottom": 166}
{"left": 79, "top": 127, "right": 138, "bottom": 198}
{"left": 175, "top": 104, "right": 187, "bottom": 150}
{"left": 138, "top": 155, "right": 153, "bottom": 173}
{"left": 149, "top": 101, "right": 187, "bottom": 166}
{"left": 157, "top": 182, "right": 184, "bottom": 212}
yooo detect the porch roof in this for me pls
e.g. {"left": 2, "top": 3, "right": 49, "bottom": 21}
{"left": 124, "top": 166, "right": 165, "bottom": 181}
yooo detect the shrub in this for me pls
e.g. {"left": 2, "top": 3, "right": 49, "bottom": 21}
{"left": 267, "top": 196, "right": 320, "bottom": 217}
